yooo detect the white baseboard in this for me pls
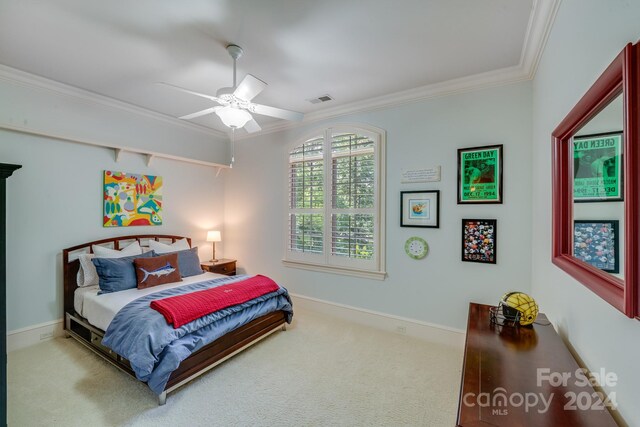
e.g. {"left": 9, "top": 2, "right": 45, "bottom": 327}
{"left": 7, "top": 319, "right": 64, "bottom": 352}
{"left": 290, "top": 293, "right": 465, "bottom": 349}
{"left": 6, "top": 297, "right": 467, "bottom": 352}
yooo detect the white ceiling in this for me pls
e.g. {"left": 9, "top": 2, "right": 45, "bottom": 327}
{"left": 0, "top": 0, "right": 543, "bottom": 135}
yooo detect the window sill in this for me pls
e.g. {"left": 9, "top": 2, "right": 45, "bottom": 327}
{"left": 282, "top": 260, "right": 387, "bottom": 280}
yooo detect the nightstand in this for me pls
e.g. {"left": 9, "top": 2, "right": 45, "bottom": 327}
{"left": 201, "top": 259, "right": 237, "bottom": 276}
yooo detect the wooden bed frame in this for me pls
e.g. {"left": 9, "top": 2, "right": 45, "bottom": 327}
{"left": 62, "top": 234, "right": 287, "bottom": 405}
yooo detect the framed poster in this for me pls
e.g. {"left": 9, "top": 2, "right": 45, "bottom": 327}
{"left": 573, "top": 132, "right": 623, "bottom": 202}
{"left": 573, "top": 220, "right": 619, "bottom": 273}
{"left": 400, "top": 190, "right": 439, "bottom": 228}
{"left": 457, "top": 145, "right": 503, "bottom": 204}
{"left": 462, "top": 219, "right": 497, "bottom": 264}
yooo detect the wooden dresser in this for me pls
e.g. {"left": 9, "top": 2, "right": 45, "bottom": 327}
{"left": 457, "top": 303, "right": 618, "bottom": 426}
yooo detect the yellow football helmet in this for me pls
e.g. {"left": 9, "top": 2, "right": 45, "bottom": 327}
{"left": 493, "top": 291, "right": 539, "bottom": 326}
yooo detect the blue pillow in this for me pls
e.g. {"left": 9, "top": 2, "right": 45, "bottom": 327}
{"left": 163, "top": 247, "right": 204, "bottom": 278}
{"left": 93, "top": 251, "right": 155, "bottom": 294}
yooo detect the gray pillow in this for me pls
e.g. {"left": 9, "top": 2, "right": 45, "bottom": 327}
{"left": 93, "top": 251, "right": 155, "bottom": 294}
{"left": 164, "top": 247, "right": 204, "bottom": 278}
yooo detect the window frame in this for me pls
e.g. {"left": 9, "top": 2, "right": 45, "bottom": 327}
{"left": 283, "top": 124, "right": 386, "bottom": 280}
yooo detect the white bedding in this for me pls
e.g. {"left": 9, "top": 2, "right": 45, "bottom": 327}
{"left": 75, "top": 272, "right": 226, "bottom": 331}
{"left": 74, "top": 285, "right": 99, "bottom": 315}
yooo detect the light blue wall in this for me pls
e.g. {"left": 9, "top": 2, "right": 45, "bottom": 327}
{"left": 1, "top": 66, "right": 233, "bottom": 331}
{"left": 1, "top": 119, "right": 226, "bottom": 331}
{"left": 531, "top": 1, "right": 640, "bottom": 425}
{"left": 0, "top": 71, "right": 231, "bottom": 165}
{"left": 225, "top": 81, "right": 533, "bottom": 330}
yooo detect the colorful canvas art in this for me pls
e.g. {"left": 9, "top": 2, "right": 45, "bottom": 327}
{"left": 103, "top": 171, "right": 162, "bottom": 227}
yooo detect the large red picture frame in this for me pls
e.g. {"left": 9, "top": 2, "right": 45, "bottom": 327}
{"left": 552, "top": 42, "right": 640, "bottom": 318}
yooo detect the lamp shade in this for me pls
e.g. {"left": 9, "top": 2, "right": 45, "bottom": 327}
{"left": 206, "top": 230, "right": 222, "bottom": 242}
{"left": 215, "top": 106, "right": 252, "bottom": 128}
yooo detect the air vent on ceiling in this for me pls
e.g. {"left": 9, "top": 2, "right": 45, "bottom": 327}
{"left": 307, "top": 94, "right": 334, "bottom": 104}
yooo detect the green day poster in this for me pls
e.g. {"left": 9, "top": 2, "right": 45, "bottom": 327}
{"left": 458, "top": 145, "right": 502, "bottom": 204}
{"left": 573, "top": 132, "right": 623, "bottom": 202}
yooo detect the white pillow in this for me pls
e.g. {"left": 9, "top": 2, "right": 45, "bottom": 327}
{"left": 76, "top": 254, "right": 98, "bottom": 287}
{"left": 92, "top": 240, "right": 142, "bottom": 258}
{"left": 76, "top": 241, "right": 143, "bottom": 287}
{"left": 148, "top": 238, "right": 190, "bottom": 254}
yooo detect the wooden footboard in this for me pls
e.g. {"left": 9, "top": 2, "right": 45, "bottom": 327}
{"left": 66, "top": 309, "right": 287, "bottom": 404}
{"left": 166, "top": 310, "right": 286, "bottom": 389}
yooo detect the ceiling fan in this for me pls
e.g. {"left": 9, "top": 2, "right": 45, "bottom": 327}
{"left": 161, "top": 44, "right": 304, "bottom": 133}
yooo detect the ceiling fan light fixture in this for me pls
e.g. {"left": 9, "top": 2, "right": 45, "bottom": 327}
{"left": 164, "top": 43, "right": 302, "bottom": 133}
{"left": 215, "top": 105, "right": 252, "bottom": 128}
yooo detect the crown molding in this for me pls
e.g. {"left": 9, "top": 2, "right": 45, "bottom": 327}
{"left": 239, "top": 64, "right": 529, "bottom": 139}
{"left": 520, "top": 0, "right": 562, "bottom": 79}
{"left": 0, "top": 64, "right": 228, "bottom": 140}
{"left": 235, "top": 0, "right": 561, "bottom": 140}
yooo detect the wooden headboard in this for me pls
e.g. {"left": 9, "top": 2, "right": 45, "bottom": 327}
{"left": 62, "top": 234, "right": 191, "bottom": 315}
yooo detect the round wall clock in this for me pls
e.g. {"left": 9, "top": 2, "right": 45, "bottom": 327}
{"left": 405, "top": 236, "right": 429, "bottom": 259}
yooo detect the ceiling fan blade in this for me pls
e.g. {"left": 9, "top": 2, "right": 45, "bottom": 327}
{"left": 158, "top": 82, "right": 223, "bottom": 103}
{"left": 243, "top": 118, "right": 262, "bottom": 133}
{"left": 251, "top": 103, "right": 304, "bottom": 121}
{"left": 233, "top": 74, "right": 267, "bottom": 101}
{"left": 179, "top": 107, "right": 219, "bottom": 120}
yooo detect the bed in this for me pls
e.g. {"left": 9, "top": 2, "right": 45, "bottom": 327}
{"left": 63, "top": 234, "right": 292, "bottom": 405}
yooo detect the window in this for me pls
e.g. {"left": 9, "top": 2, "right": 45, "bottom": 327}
{"left": 284, "top": 125, "right": 386, "bottom": 279}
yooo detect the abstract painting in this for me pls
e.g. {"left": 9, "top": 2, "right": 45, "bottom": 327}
{"left": 103, "top": 171, "right": 162, "bottom": 227}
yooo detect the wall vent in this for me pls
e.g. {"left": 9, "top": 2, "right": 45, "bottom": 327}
{"left": 308, "top": 94, "right": 334, "bottom": 104}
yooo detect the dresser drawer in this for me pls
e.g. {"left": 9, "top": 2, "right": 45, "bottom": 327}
{"left": 202, "top": 260, "right": 236, "bottom": 276}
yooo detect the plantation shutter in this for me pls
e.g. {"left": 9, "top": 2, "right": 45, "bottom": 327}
{"left": 288, "top": 136, "right": 324, "bottom": 256}
{"left": 285, "top": 125, "right": 385, "bottom": 278}
{"left": 330, "top": 133, "right": 375, "bottom": 263}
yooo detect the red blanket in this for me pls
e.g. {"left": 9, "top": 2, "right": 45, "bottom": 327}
{"left": 150, "top": 275, "right": 280, "bottom": 328}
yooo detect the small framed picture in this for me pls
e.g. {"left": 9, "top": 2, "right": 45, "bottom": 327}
{"left": 573, "top": 220, "right": 619, "bottom": 273}
{"left": 573, "top": 132, "right": 623, "bottom": 202}
{"left": 400, "top": 190, "right": 439, "bottom": 228}
{"left": 457, "top": 144, "right": 503, "bottom": 204}
{"left": 462, "top": 219, "right": 497, "bottom": 264}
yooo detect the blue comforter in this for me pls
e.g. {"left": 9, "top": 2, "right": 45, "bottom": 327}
{"left": 102, "top": 275, "right": 293, "bottom": 395}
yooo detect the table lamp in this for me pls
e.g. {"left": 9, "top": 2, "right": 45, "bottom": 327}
{"left": 206, "top": 230, "right": 222, "bottom": 262}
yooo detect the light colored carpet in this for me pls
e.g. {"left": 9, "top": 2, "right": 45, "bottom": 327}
{"left": 8, "top": 310, "right": 463, "bottom": 427}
